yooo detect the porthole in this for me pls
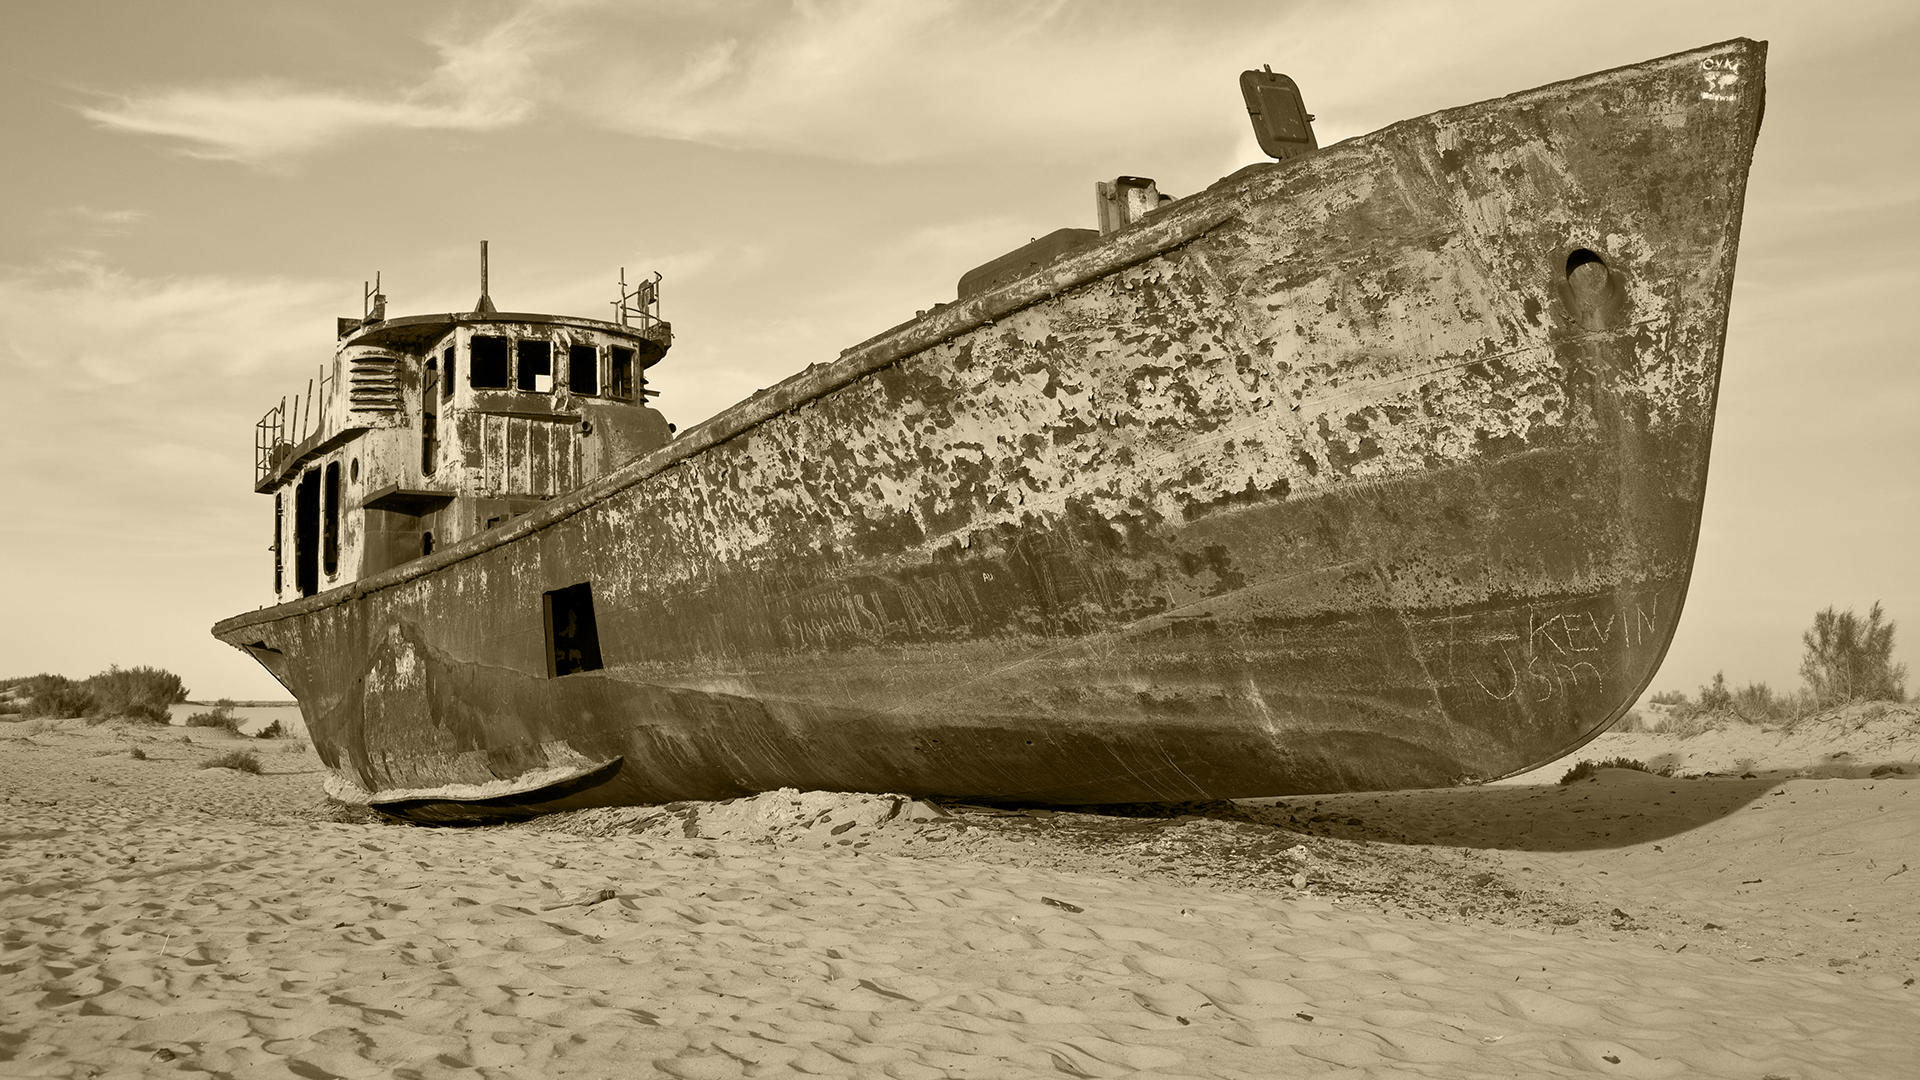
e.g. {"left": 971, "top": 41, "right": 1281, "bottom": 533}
{"left": 349, "top": 458, "right": 359, "bottom": 483}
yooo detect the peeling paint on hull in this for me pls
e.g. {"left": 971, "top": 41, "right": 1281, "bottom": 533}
{"left": 215, "top": 40, "right": 1766, "bottom": 822}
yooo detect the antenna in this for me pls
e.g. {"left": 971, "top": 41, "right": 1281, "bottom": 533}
{"left": 473, "top": 240, "right": 497, "bottom": 315}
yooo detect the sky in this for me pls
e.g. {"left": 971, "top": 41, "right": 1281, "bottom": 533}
{"left": 1, "top": 0, "right": 1916, "bottom": 702}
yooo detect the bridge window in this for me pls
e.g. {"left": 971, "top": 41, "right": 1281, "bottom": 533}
{"left": 609, "top": 345, "right": 634, "bottom": 399}
{"left": 273, "top": 493, "right": 283, "bottom": 593}
{"left": 422, "top": 358, "right": 439, "bottom": 476}
{"left": 470, "top": 335, "right": 509, "bottom": 388}
{"left": 442, "top": 346, "right": 456, "bottom": 401}
{"left": 544, "top": 582, "right": 604, "bottom": 676}
{"left": 569, "top": 344, "right": 598, "bottom": 395}
{"left": 322, "top": 461, "right": 340, "bottom": 578}
{"left": 295, "top": 470, "right": 319, "bottom": 596}
{"left": 517, "top": 339, "right": 552, "bottom": 392}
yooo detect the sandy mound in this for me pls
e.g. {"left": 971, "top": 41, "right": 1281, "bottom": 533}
{"left": 527, "top": 788, "right": 952, "bottom": 846}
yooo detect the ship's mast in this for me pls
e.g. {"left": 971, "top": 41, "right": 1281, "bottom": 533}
{"left": 473, "top": 240, "right": 497, "bottom": 316}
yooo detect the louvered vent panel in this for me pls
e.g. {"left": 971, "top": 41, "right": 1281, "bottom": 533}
{"left": 348, "top": 357, "right": 402, "bottom": 412}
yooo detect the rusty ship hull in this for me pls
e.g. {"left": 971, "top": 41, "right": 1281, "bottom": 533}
{"left": 215, "top": 40, "right": 1765, "bottom": 822}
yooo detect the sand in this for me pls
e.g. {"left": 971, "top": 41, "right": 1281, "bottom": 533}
{"left": 3, "top": 710, "right": 1917, "bottom": 1078}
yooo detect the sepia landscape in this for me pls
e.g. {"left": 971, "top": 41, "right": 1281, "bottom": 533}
{"left": 5, "top": 2, "right": 1920, "bottom": 1078}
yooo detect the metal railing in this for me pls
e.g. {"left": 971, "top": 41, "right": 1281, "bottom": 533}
{"left": 252, "top": 362, "right": 333, "bottom": 485}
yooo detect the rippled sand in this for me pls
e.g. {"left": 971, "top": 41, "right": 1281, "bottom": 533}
{"left": 3, "top": 713, "right": 1916, "bottom": 1078}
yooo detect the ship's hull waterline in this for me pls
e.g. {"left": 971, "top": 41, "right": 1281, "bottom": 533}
{"left": 216, "top": 40, "right": 1765, "bottom": 822}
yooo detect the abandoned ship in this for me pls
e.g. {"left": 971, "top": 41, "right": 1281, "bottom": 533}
{"left": 214, "top": 39, "right": 1766, "bottom": 822}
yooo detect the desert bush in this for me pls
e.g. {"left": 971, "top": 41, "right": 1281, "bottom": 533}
{"left": 29, "top": 682, "right": 96, "bottom": 719}
{"left": 200, "top": 750, "right": 262, "bottom": 774}
{"left": 1609, "top": 709, "right": 1650, "bottom": 732}
{"left": 186, "top": 706, "right": 241, "bottom": 734}
{"left": 1802, "top": 602, "right": 1908, "bottom": 706}
{"left": 6, "top": 669, "right": 188, "bottom": 721}
{"left": 254, "top": 719, "right": 284, "bottom": 739}
{"left": 1661, "top": 710, "right": 1723, "bottom": 738}
{"left": 1560, "top": 757, "right": 1668, "bottom": 784}
{"left": 1728, "top": 681, "right": 1809, "bottom": 724}
{"left": 129, "top": 746, "right": 148, "bottom": 760}
{"left": 85, "top": 665, "right": 187, "bottom": 722}
{"left": 1697, "top": 671, "right": 1734, "bottom": 713}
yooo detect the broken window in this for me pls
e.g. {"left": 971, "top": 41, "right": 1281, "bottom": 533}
{"left": 470, "top": 335, "right": 509, "bottom": 389}
{"left": 569, "top": 344, "right": 598, "bottom": 395}
{"left": 322, "top": 461, "right": 341, "bottom": 577}
{"left": 442, "top": 346, "right": 456, "bottom": 401}
{"left": 544, "top": 582, "right": 604, "bottom": 677}
{"left": 295, "top": 470, "right": 319, "bottom": 596}
{"left": 273, "top": 493, "right": 284, "bottom": 593}
{"left": 517, "top": 339, "right": 552, "bottom": 392}
{"left": 422, "top": 531, "right": 434, "bottom": 557}
{"left": 422, "top": 358, "right": 439, "bottom": 476}
{"left": 609, "top": 345, "right": 634, "bottom": 399}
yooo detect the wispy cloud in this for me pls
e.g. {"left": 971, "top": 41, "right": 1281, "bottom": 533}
{"left": 0, "top": 255, "right": 334, "bottom": 388}
{"left": 75, "top": 0, "right": 574, "bottom": 165}
{"left": 50, "top": 206, "right": 148, "bottom": 235}
{"left": 573, "top": 0, "right": 1264, "bottom": 162}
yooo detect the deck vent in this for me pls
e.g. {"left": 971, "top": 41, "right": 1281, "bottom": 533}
{"left": 544, "top": 582, "right": 604, "bottom": 677}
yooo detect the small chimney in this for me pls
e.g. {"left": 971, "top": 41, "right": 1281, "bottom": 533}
{"left": 473, "top": 240, "right": 497, "bottom": 315}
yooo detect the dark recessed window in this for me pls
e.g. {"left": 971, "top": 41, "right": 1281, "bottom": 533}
{"left": 442, "top": 346, "right": 456, "bottom": 401}
{"left": 517, "top": 339, "right": 552, "bottom": 392}
{"left": 470, "top": 335, "right": 509, "bottom": 389}
{"left": 544, "top": 582, "right": 604, "bottom": 677}
{"left": 569, "top": 344, "right": 598, "bottom": 395}
{"left": 422, "top": 531, "right": 434, "bottom": 557}
{"left": 273, "top": 493, "right": 283, "bottom": 593}
{"left": 295, "top": 470, "right": 319, "bottom": 597}
{"left": 609, "top": 346, "right": 634, "bottom": 399}
{"left": 322, "top": 461, "right": 341, "bottom": 577}
{"left": 422, "top": 359, "right": 439, "bottom": 476}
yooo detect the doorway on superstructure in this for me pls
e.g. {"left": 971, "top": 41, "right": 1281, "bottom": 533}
{"left": 294, "top": 469, "right": 320, "bottom": 597}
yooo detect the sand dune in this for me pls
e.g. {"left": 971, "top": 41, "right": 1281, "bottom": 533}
{"left": 3, "top": 712, "right": 1916, "bottom": 1078}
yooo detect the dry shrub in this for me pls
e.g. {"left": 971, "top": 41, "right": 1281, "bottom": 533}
{"left": 186, "top": 707, "right": 241, "bottom": 734}
{"left": 1609, "top": 709, "right": 1650, "bottom": 733}
{"left": 1803, "top": 602, "right": 1907, "bottom": 706}
{"left": 85, "top": 666, "right": 186, "bottom": 722}
{"left": 200, "top": 750, "right": 262, "bottom": 774}
{"left": 4, "top": 667, "right": 186, "bottom": 722}
{"left": 1661, "top": 710, "right": 1722, "bottom": 739}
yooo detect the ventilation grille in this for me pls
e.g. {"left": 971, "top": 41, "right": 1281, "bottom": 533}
{"left": 348, "top": 356, "right": 402, "bottom": 412}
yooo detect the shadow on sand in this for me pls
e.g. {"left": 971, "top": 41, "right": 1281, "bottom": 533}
{"left": 1236, "top": 772, "right": 1787, "bottom": 853}
{"left": 958, "top": 769, "right": 1801, "bottom": 854}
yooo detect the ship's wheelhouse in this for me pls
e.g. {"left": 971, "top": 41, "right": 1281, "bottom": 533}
{"left": 255, "top": 304, "right": 671, "bottom": 603}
